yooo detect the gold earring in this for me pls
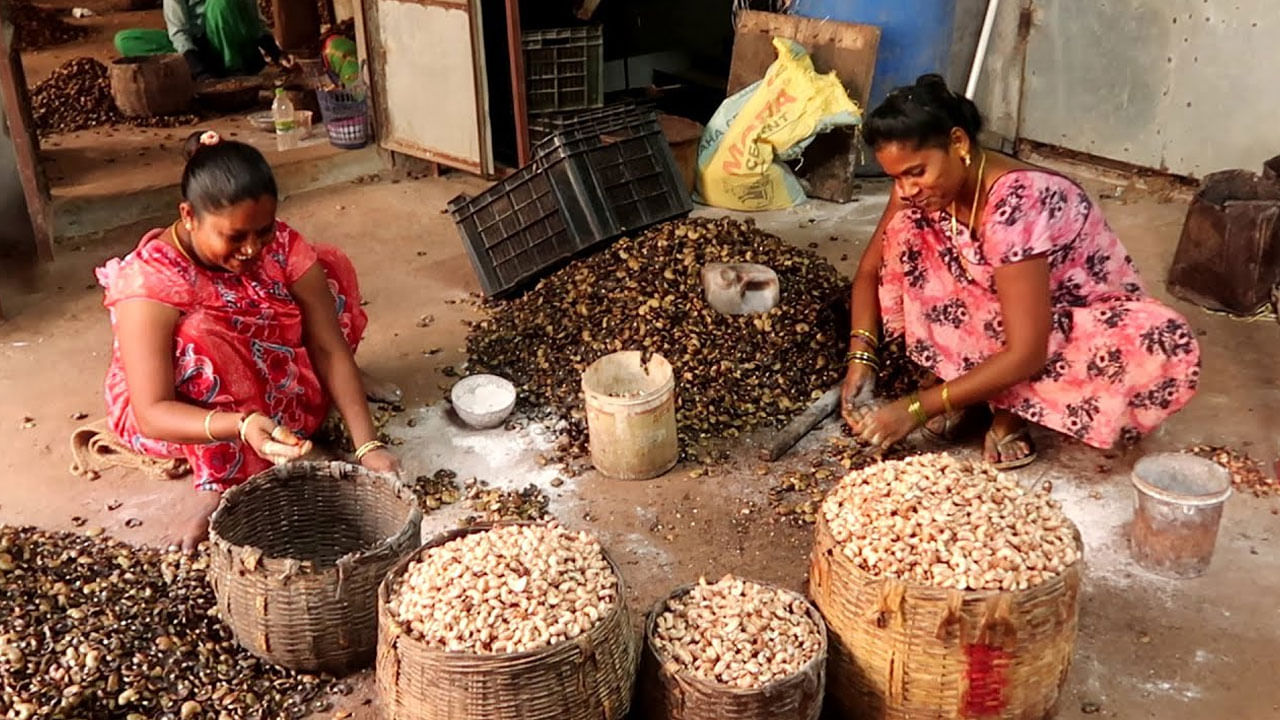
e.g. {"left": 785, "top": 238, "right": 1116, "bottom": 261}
{"left": 963, "top": 153, "right": 972, "bottom": 167}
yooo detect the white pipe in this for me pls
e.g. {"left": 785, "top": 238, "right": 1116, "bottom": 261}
{"left": 965, "top": 0, "right": 1002, "bottom": 99}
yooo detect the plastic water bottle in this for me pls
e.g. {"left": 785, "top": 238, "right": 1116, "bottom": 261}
{"left": 272, "top": 88, "right": 298, "bottom": 151}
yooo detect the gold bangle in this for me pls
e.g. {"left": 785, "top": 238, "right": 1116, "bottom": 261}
{"left": 846, "top": 350, "right": 879, "bottom": 367}
{"left": 238, "top": 412, "right": 261, "bottom": 444}
{"left": 354, "top": 440, "right": 387, "bottom": 461}
{"left": 907, "top": 393, "right": 928, "bottom": 426}
{"left": 941, "top": 384, "right": 954, "bottom": 415}
{"left": 203, "top": 410, "right": 218, "bottom": 442}
{"left": 850, "top": 329, "right": 879, "bottom": 348}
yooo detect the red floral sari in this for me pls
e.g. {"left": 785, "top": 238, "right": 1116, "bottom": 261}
{"left": 97, "top": 221, "right": 367, "bottom": 491}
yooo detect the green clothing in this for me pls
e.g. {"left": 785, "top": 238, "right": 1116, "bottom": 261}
{"left": 114, "top": 0, "right": 266, "bottom": 74}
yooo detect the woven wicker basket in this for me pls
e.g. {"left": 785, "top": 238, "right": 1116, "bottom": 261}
{"left": 208, "top": 461, "right": 422, "bottom": 675}
{"left": 377, "top": 523, "right": 639, "bottom": 720}
{"left": 638, "top": 582, "right": 827, "bottom": 720}
{"left": 809, "top": 513, "right": 1082, "bottom": 720}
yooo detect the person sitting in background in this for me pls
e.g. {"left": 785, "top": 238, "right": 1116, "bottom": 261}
{"left": 114, "top": 0, "right": 288, "bottom": 80}
{"left": 841, "top": 75, "right": 1200, "bottom": 468}
{"left": 96, "top": 130, "right": 400, "bottom": 552}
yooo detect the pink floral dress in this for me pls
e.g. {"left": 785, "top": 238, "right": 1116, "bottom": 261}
{"left": 97, "top": 221, "right": 367, "bottom": 491}
{"left": 878, "top": 169, "right": 1200, "bottom": 448}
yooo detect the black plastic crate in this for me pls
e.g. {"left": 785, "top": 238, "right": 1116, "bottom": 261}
{"left": 539, "top": 110, "right": 693, "bottom": 240}
{"left": 529, "top": 104, "right": 638, "bottom": 145}
{"left": 447, "top": 163, "right": 597, "bottom": 297}
{"left": 522, "top": 26, "right": 604, "bottom": 113}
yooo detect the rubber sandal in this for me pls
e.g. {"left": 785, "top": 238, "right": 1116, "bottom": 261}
{"left": 986, "top": 426, "right": 1038, "bottom": 470}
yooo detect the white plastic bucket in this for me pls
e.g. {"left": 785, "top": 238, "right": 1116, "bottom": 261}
{"left": 581, "top": 351, "right": 678, "bottom": 480}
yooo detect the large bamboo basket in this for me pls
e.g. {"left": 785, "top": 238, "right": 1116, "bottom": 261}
{"left": 638, "top": 581, "right": 827, "bottom": 720}
{"left": 377, "top": 522, "right": 638, "bottom": 720}
{"left": 207, "top": 461, "right": 422, "bottom": 675}
{"left": 809, "top": 513, "right": 1082, "bottom": 720}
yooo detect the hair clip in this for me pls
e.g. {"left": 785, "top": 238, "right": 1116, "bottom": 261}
{"left": 199, "top": 130, "right": 221, "bottom": 146}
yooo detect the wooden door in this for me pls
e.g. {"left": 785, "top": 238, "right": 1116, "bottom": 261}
{"left": 0, "top": 11, "right": 53, "bottom": 261}
{"left": 361, "top": 0, "right": 494, "bottom": 175}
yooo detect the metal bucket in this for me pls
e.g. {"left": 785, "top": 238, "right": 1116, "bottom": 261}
{"left": 1130, "top": 453, "right": 1232, "bottom": 578}
{"left": 581, "top": 351, "right": 678, "bottom": 480}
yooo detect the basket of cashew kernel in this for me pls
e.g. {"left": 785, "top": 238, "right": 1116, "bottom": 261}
{"left": 377, "top": 521, "right": 639, "bottom": 720}
{"left": 639, "top": 575, "right": 827, "bottom": 720}
{"left": 207, "top": 461, "right": 422, "bottom": 675}
{"left": 808, "top": 453, "right": 1083, "bottom": 720}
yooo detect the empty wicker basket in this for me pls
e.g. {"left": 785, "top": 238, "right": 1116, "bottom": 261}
{"left": 638, "top": 582, "right": 827, "bottom": 720}
{"left": 208, "top": 461, "right": 422, "bottom": 675}
{"left": 377, "top": 523, "right": 639, "bottom": 720}
{"left": 808, "top": 514, "right": 1083, "bottom": 720}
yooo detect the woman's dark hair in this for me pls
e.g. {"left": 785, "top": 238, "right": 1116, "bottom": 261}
{"left": 180, "top": 131, "right": 278, "bottom": 214}
{"left": 862, "top": 74, "right": 983, "bottom": 150}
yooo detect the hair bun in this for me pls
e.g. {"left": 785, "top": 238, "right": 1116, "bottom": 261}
{"left": 914, "top": 73, "right": 950, "bottom": 91}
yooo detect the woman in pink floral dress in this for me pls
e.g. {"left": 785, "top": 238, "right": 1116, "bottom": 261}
{"left": 98, "top": 131, "right": 401, "bottom": 550}
{"left": 842, "top": 76, "right": 1199, "bottom": 467}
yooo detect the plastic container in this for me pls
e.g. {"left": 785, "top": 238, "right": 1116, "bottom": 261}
{"left": 522, "top": 26, "right": 604, "bottom": 113}
{"left": 789, "top": 0, "right": 956, "bottom": 108}
{"left": 581, "top": 351, "right": 678, "bottom": 480}
{"left": 450, "top": 374, "right": 517, "bottom": 429}
{"left": 449, "top": 106, "right": 689, "bottom": 297}
{"left": 273, "top": 88, "right": 299, "bottom": 151}
{"left": 1130, "top": 453, "right": 1232, "bottom": 578}
{"left": 318, "top": 85, "right": 370, "bottom": 149}
{"left": 538, "top": 109, "right": 693, "bottom": 242}
{"left": 446, "top": 161, "right": 597, "bottom": 297}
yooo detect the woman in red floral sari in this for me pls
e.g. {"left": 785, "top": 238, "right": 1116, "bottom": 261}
{"left": 842, "top": 76, "right": 1200, "bottom": 467}
{"left": 98, "top": 130, "right": 400, "bottom": 550}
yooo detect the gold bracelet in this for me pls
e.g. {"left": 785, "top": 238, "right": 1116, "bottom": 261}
{"left": 941, "top": 384, "right": 954, "bottom": 415}
{"left": 238, "top": 412, "right": 261, "bottom": 444}
{"left": 846, "top": 350, "right": 880, "bottom": 367}
{"left": 850, "top": 328, "right": 879, "bottom": 348}
{"left": 203, "top": 410, "right": 218, "bottom": 442}
{"left": 354, "top": 440, "right": 387, "bottom": 461}
{"left": 907, "top": 393, "right": 928, "bottom": 426}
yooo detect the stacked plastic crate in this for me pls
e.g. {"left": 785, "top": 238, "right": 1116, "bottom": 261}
{"left": 448, "top": 105, "right": 694, "bottom": 297}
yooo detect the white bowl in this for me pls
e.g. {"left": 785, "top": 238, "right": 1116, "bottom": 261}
{"left": 450, "top": 374, "right": 517, "bottom": 429}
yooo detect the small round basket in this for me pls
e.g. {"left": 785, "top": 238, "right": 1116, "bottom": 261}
{"left": 639, "top": 582, "right": 827, "bottom": 720}
{"left": 208, "top": 461, "right": 422, "bottom": 675}
{"left": 377, "top": 522, "right": 638, "bottom": 720}
{"left": 808, "top": 513, "right": 1083, "bottom": 720}
{"left": 318, "top": 85, "right": 370, "bottom": 149}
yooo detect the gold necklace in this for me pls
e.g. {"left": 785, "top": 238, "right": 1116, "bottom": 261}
{"left": 169, "top": 222, "right": 195, "bottom": 263}
{"left": 950, "top": 148, "right": 987, "bottom": 240}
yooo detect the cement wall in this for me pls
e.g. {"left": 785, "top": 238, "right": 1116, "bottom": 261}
{"left": 963, "top": 0, "right": 1279, "bottom": 178}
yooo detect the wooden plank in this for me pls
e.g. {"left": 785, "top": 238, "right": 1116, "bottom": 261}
{"left": 371, "top": 0, "right": 492, "bottom": 174}
{"left": 0, "top": 15, "right": 53, "bottom": 261}
{"left": 504, "top": 0, "right": 529, "bottom": 166}
{"left": 273, "top": 0, "right": 322, "bottom": 57}
{"left": 727, "top": 10, "right": 880, "bottom": 203}
{"left": 728, "top": 10, "right": 879, "bottom": 105}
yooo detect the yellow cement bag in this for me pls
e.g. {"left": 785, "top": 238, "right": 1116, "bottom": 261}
{"left": 696, "top": 37, "right": 861, "bottom": 211}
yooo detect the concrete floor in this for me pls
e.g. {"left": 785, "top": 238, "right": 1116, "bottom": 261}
{"left": 1, "top": 165, "right": 1278, "bottom": 719}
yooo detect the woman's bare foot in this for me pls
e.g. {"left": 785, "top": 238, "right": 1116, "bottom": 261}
{"left": 360, "top": 369, "right": 403, "bottom": 404}
{"left": 983, "top": 409, "right": 1037, "bottom": 470}
{"left": 161, "top": 490, "right": 223, "bottom": 553}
